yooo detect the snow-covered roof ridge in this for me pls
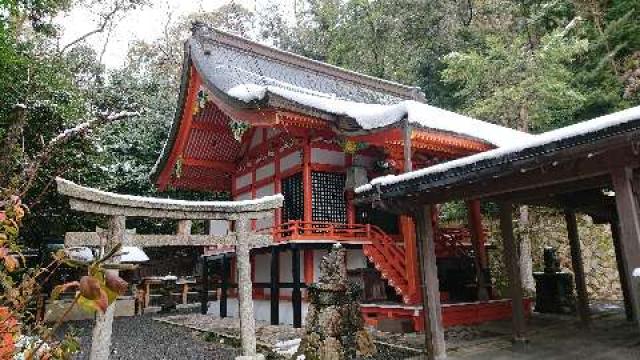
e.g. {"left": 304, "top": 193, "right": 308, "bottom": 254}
{"left": 225, "top": 82, "right": 533, "bottom": 147}
{"left": 191, "top": 24, "right": 419, "bottom": 101}
{"left": 355, "top": 105, "right": 640, "bottom": 194}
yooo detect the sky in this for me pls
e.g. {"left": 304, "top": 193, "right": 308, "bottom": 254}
{"left": 56, "top": 0, "right": 263, "bottom": 69}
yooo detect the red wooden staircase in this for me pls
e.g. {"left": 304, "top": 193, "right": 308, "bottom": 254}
{"left": 363, "top": 226, "right": 476, "bottom": 305}
{"left": 363, "top": 225, "right": 420, "bottom": 304}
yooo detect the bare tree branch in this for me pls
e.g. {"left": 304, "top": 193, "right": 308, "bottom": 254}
{"left": 59, "top": 3, "right": 122, "bottom": 54}
{"left": 18, "top": 111, "right": 140, "bottom": 197}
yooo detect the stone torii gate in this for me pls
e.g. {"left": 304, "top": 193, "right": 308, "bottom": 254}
{"left": 56, "top": 178, "right": 283, "bottom": 360}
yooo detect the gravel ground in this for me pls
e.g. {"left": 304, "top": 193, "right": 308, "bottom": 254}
{"left": 58, "top": 314, "right": 241, "bottom": 360}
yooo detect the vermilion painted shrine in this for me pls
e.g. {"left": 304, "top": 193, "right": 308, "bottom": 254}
{"left": 149, "top": 23, "right": 640, "bottom": 360}
{"left": 150, "top": 23, "right": 533, "bottom": 331}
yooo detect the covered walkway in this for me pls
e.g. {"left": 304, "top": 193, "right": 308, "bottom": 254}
{"left": 356, "top": 106, "right": 640, "bottom": 359}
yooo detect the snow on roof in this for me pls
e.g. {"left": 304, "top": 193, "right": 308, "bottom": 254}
{"left": 227, "top": 83, "right": 533, "bottom": 147}
{"left": 190, "top": 27, "right": 414, "bottom": 105}
{"left": 189, "top": 27, "right": 531, "bottom": 147}
{"left": 118, "top": 246, "right": 150, "bottom": 263}
{"left": 64, "top": 246, "right": 150, "bottom": 263}
{"left": 355, "top": 105, "right": 640, "bottom": 194}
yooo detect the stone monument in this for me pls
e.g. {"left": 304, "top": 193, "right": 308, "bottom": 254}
{"left": 299, "top": 244, "right": 376, "bottom": 360}
{"left": 533, "top": 247, "right": 576, "bottom": 314}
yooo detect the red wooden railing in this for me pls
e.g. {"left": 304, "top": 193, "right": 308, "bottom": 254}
{"left": 267, "top": 220, "right": 374, "bottom": 242}
{"left": 260, "top": 220, "right": 476, "bottom": 305}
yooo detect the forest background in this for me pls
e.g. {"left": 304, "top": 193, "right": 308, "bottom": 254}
{"left": 1, "top": 0, "right": 638, "bottom": 299}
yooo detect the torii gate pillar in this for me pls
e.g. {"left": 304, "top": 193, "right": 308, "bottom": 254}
{"left": 89, "top": 215, "right": 125, "bottom": 359}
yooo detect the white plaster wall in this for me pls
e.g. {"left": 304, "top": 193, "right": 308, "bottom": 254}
{"left": 235, "top": 173, "right": 252, "bottom": 189}
{"left": 254, "top": 253, "right": 271, "bottom": 284}
{"left": 207, "top": 299, "right": 309, "bottom": 326}
{"left": 280, "top": 151, "right": 301, "bottom": 171}
{"left": 256, "top": 162, "right": 275, "bottom": 181}
{"left": 311, "top": 148, "right": 345, "bottom": 166}
{"left": 256, "top": 183, "right": 274, "bottom": 197}
{"left": 255, "top": 184, "right": 275, "bottom": 230}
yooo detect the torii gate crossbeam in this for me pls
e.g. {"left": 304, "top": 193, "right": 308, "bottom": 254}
{"left": 56, "top": 178, "right": 283, "bottom": 360}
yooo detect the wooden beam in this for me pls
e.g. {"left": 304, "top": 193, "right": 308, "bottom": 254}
{"left": 414, "top": 205, "right": 446, "bottom": 360}
{"left": 403, "top": 121, "right": 412, "bottom": 172}
{"left": 373, "top": 142, "right": 640, "bottom": 206}
{"left": 498, "top": 202, "right": 528, "bottom": 345}
{"left": 200, "top": 256, "right": 210, "bottom": 315}
{"left": 156, "top": 66, "right": 201, "bottom": 190}
{"left": 270, "top": 246, "right": 280, "bottom": 325}
{"left": 303, "top": 249, "right": 314, "bottom": 285}
{"left": 611, "top": 217, "right": 635, "bottom": 321}
{"left": 220, "top": 253, "right": 229, "bottom": 318}
{"left": 564, "top": 209, "right": 590, "bottom": 325}
{"left": 611, "top": 167, "right": 640, "bottom": 326}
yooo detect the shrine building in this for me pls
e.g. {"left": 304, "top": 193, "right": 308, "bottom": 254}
{"left": 151, "top": 24, "right": 535, "bottom": 330}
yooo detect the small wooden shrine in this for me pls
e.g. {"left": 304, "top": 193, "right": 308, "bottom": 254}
{"left": 151, "top": 23, "right": 534, "bottom": 330}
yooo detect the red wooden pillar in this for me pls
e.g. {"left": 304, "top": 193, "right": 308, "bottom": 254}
{"left": 303, "top": 137, "right": 312, "bottom": 227}
{"left": 274, "top": 144, "right": 282, "bottom": 235}
{"left": 467, "top": 200, "right": 489, "bottom": 301}
{"left": 345, "top": 153, "right": 356, "bottom": 225}
{"left": 304, "top": 250, "right": 314, "bottom": 284}
{"left": 251, "top": 159, "right": 257, "bottom": 230}
{"left": 401, "top": 216, "right": 421, "bottom": 303}
{"left": 401, "top": 123, "right": 420, "bottom": 303}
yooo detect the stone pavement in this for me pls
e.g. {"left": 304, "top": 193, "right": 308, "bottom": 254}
{"left": 404, "top": 308, "right": 639, "bottom": 360}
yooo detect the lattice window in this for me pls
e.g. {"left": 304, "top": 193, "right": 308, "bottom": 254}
{"left": 281, "top": 172, "right": 304, "bottom": 222}
{"left": 312, "top": 172, "right": 346, "bottom": 223}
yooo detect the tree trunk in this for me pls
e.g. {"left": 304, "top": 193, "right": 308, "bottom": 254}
{"left": 518, "top": 205, "right": 535, "bottom": 293}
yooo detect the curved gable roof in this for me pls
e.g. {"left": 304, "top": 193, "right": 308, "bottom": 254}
{"left": 190, "top": 23, "right": 418, "bottom": 105}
